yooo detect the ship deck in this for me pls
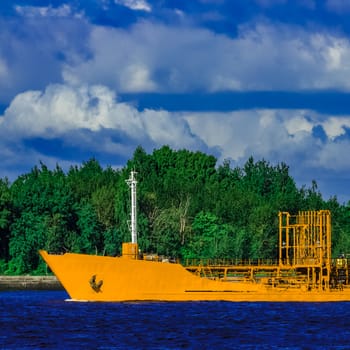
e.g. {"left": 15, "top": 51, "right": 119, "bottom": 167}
{"left": 183, "top": 258, "right": 349, "bottom": 291}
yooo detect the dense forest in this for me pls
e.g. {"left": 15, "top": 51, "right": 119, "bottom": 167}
{"left": 0, "top": 146, "right": 349, "bottom": 275}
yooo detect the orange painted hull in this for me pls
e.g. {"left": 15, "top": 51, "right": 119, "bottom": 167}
{"left": 39, "top": 250, "right": 350, "bottom": 302}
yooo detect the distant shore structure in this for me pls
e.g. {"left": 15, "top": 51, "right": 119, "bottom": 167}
{"left": 0, "top": 275, "right": 62, "bottom": 290}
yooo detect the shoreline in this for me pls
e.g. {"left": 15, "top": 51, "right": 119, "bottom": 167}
{"left": 0, "top": 275, "right": 63, "bottom": 291}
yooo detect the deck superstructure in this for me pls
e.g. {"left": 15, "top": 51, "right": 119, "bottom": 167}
{"left": 184, "top": 210, "right": 346, "bottom": 292}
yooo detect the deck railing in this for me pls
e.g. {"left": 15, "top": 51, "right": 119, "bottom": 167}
{"left": 182, "top": 258, "right": 349, "bottom": 268}
{"left": 182, "top": 258, "right": 279, "bottom": 267}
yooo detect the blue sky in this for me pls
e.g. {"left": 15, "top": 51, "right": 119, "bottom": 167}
{"left": 1, "top": 0, "right": 350, "bottom": 203}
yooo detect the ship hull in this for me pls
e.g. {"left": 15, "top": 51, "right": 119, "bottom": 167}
{"left": 40, "top": 250, "right": 350, "bottom": 302}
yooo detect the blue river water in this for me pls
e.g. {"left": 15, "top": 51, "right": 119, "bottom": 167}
{"left": 1, "top": 290, "right": 350, "bottom": 349}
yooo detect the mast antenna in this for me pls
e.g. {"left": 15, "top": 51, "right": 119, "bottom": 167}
{"left": 126, "top": 171, "right": 138, "bottom": 244}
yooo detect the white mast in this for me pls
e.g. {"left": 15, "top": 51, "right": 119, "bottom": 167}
{"left": 126, "top": 171, "right": 137, "bottom": 244}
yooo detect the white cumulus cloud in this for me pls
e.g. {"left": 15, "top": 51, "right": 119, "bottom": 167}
{"left": 2, "top": 83, "right": 350, "bottom": 174}
{"left": 321, "top": 117, "right": 350, "bottom": 140}
{"left": 3, "top": 12, "right": 350, "bottom": 104}
{"left": 0, "top": 83, "right": 202, "bottom": 153}
{"left": 284, "top": 114, "right": 314, "bottom": 135}
{"left": 62, "top": 21, "right": 350, "bottom": 93}
{"left": 114, "top": 0, "right": 152, "bottom": 12}
{"left": 15, "top": 4, "right": 81, "bottom": 18}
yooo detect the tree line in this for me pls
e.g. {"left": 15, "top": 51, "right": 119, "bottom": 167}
{"left": 0, "top": 145, "right": 349, "bottom": 275}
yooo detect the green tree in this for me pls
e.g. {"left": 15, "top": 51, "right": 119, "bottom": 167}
{"left": 185, "top": 212, "right": 231, "bottom": 259}
{"left": 0, "top": 178, "right": 11, "bottom": 264}
{"left": 8, "top": 212, "right": 47, "bottom": 274}
{"left": 67, "top": 158, "right": 104, "bottom": 202}
{"left": 76, "top": 202, "right": 103, "bottom": 254}
{"left": 151, "top": 197, "right": 191, "bottom": 256}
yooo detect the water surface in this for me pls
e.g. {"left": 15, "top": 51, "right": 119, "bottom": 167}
{"left": 1, "top": 291, "right": 350, "bottom": 349}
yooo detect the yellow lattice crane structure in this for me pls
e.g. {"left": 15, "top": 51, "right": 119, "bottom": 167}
{"left": 279, "top": 210, "right": 331, "bottom": 290}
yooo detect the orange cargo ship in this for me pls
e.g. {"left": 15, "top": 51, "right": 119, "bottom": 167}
{"left": 40, "top": 172, "right": 350, "bottom": 302}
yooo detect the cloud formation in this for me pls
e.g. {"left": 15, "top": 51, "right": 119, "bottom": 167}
{"left": 3, "top": 7, "right": 350, "bottom": 105}
{"left": 1, "top": 82, "right": 350, "bottom": 197}
{"left": 0, "top": 83, "right": 204, "bottom": 154}
{"left": 114, "top": 0, "right": 152, "bottom": 12}
{"left": 63, "top": 21, "right": 350, "bottom": 93}
{"left": 14, "top": 4, "right": 80, "bottom": 18}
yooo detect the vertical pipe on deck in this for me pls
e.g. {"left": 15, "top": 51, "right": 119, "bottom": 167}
{"left": 126, "top": 171, "right": 138, "bottom": 244}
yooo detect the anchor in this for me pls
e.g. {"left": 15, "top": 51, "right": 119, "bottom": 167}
{"left": 89, "top": 274, "right": 103, "bottom": 292}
